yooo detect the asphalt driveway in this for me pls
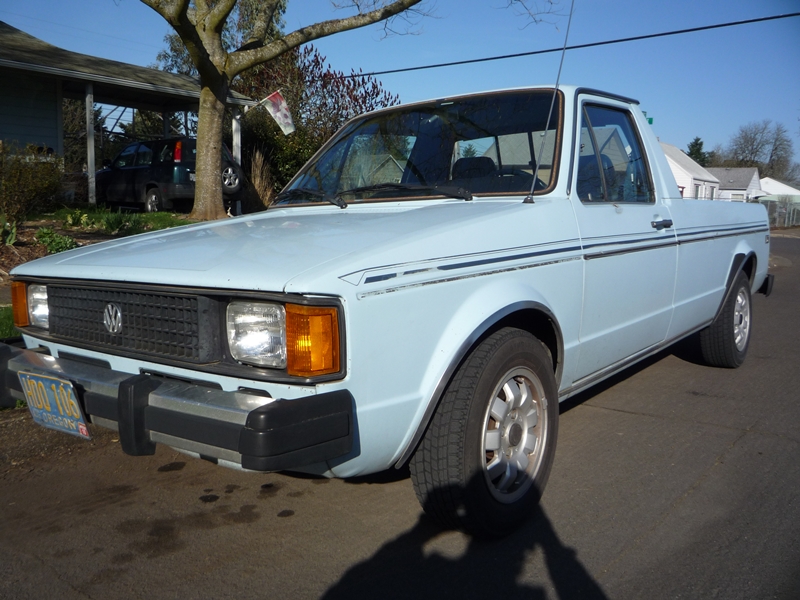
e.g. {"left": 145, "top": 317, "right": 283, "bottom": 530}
{"left": 1, "top": 234, "right": 798, "bottom": 600}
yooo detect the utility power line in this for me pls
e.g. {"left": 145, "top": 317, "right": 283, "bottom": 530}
{"left": 345, "top": 12, "right": 800, "bottom": 79}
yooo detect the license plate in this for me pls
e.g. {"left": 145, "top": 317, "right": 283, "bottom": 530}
{"left": 189, "top": 173, "right": 196, "bottom": 182}
{"left": 19, "top": 372, "right": 91, "bottom": 440}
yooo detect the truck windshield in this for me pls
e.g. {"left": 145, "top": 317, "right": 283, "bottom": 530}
{"left": 275, "top": 90, "right": 562, "bottom": 206}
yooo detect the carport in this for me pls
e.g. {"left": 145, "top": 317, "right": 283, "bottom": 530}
{"left": 0, "top": 21, "right": 255, "bottom": 204}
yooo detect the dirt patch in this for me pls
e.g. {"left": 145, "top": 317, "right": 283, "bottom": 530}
{"left": 0, "top": 227, "right": 47, "bottom": 279}
{"left": 0, "top": 220, "right": 124, "bottom": 471}
{"left": 0, "top": 406, "right": 119, "bottom": 477}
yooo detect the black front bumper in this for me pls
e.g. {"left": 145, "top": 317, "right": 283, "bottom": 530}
{"left": 0, "top": 343, "right": 354, "bottom": 472}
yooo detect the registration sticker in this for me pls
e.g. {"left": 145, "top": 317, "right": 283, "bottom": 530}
{"left": 19, "top": 372, "right": 91, "bottom": 440}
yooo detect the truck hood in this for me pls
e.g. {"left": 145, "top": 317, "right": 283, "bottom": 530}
{"left": 13, "top": 201, "right": 524, "bottom": 293}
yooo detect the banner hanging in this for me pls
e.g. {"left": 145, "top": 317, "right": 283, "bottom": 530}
{"left": 262, "top": 90, "right": 295, "bottom": 135}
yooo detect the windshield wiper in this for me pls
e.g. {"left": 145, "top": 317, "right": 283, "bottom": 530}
{"left": 339, "top": 182, "right": 473, "bottom": 202}
{"left": 273, "top": 187, "right": 347, "bottom": 209}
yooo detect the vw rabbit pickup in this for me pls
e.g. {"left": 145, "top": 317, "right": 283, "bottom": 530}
{"left": 1, "top": 86, "right": 774, "bottom": 536}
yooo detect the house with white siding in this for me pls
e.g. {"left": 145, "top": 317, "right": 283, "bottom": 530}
{"left": 660, "top": 142, "right": 719, "bottom": 199}
{"left": 706, "top": 167, "right": 762, "bottom": 201}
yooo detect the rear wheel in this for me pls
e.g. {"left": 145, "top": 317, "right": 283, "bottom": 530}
{"left": 144, "top": 188, "right": 162, "bottom": 213}
{"left": 700, "top": 270, "right": 752, "bottom": 368}
{"left": 410, "top": 328, "right": 558, "bottom": 537}
{"left": 222, "top": 166, "right": 241, "bottom": 194}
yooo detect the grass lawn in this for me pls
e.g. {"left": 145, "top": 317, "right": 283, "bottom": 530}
{"left": 36, "top": 206, "right": 195, "bottom": 236}
{"left": 0, "top": 306, "right": 16, "bottom": 338}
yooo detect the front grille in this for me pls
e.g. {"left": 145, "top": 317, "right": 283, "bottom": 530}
{"left": 48, "top": 285, "right": 219, "bottom": 362}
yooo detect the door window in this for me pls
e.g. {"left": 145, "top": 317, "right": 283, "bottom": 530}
{"left": 135, "top": 143, "right": 154, "bottom": 166}
{"left": 113, "top": 144, "right": 138, "bottom": 168}
{"left": 576, "top": 105, "right": 653, "bottom": 204}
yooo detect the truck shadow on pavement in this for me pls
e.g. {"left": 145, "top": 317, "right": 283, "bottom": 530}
{"left": 321, "top": 480, "right": 608, "bottom": 600}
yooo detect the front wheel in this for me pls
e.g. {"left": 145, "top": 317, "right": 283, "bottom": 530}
{"left": 410, "top": 328, "right": 558, "bottom": 537}
{"left": 699, "top": 270, "right": 752, "bottom": 368}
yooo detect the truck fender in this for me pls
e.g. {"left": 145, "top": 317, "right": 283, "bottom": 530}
{"left": 393, "top": 286, "right": 563, "bottom": 468}
{"left": 711, "top": 250, "right": 755, "bottom": 325}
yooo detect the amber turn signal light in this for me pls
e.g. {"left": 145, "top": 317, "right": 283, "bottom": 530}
{"left": 11, "top": 281, "right": 29, "bottom": 327}
{"left": 285, "top": 304, "right": 340, "bottom": 377}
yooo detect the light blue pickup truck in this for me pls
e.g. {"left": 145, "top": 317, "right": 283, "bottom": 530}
{"left": 2, "top": 86, "right": 773, "bottom": 536}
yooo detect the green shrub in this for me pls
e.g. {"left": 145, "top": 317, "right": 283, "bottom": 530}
{"left": 35, "top": 227, "right": 79, "bottom": 254}
{"left": 0, "top": 142, "right": 62, "bottom": 233}
{"left": 63, "top": 208, "right": 95, "bottom": 229}
{"left": 99, "top": 210, "right": 145, "bottom": 235}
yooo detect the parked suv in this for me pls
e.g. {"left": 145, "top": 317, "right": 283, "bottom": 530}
{"left": 96, "top": 137, "right": 243, "bottom": 212}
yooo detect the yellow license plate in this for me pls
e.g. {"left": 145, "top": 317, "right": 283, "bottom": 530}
{"left": 19, "top": 371, "right": 91, "bottom": 440}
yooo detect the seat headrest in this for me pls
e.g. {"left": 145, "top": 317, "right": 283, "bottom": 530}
{"left": 452, "top": 156, "right": 496, "bottom": 179}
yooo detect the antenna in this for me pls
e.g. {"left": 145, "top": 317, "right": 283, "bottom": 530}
{"left": 524, "top": 0, "right": 576, "bottom": 204}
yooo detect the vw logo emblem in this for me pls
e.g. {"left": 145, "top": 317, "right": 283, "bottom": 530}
{"left": 103, "top": 303, "right": 123, "bottom": 334}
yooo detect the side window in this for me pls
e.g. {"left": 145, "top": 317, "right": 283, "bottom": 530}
{"left": 576, "top": 104, "right": 654, "bottom": 204}
{"left": 135, "top": 143, "right": 153, "bottom": 166}
{"left": 113, "top": 144, "right": 138, "bottom": 168}
{"left": 159, "top": 143, "right": 174, "bottom": 163}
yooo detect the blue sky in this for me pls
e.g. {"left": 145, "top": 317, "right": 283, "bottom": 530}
{"left": 2, "top": 0, "right": 798, "bottom": 161}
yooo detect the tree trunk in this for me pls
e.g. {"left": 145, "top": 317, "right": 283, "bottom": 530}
{"left": 190, "top": 80, "right": 229, "bottom": 221}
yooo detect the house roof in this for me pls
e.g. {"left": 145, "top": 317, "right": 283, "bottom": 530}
{"left": 659, "top": 143, "right": 719, "bottom": 184}
{"left": 706, "top": 167, "right": 760, "bottom": 191}
{"left": 0, "top": 21, "right": 254, "bottom": 112}
{"left": 760, "top": 177, "right": 800, "bottom": 196}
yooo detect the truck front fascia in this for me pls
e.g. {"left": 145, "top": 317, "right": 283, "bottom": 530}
{"left": 0, "top": 343, "right": 354, "bottom": 472}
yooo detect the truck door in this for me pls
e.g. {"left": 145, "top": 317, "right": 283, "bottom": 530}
{"left": 571, "top": 100, "right": 677, "bottom": 381}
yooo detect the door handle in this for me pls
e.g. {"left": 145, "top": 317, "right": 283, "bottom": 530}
{"left": 651, "top": 219, "right": 673, "bottom": 230}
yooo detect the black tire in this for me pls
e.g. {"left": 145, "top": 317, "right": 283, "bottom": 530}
{"left": 410, "top": 328, "right": 559, "bottom": 537}
{"left": 700, "top": 270, "right": 752, "bottom": 368}
{"left": 221, "top": 166, "right": 242, "bottom": 194}
{"left": 144, "top": 187, "right": 162, "bottom": 213}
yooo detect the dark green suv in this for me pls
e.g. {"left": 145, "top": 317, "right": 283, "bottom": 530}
{"left": 96, "top": 137, "right": 243, "bottom": 212}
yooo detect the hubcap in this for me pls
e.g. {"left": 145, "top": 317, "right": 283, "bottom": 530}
{"left": 733, "top": 287, "right": 751, "bottom": 352}
{"left": 222, "top": 167, "right": 239, "bottom": 188}
{"left": 146, "top": 192, "right": 158, "bottom": 212}
{"left": 481, "top": 366, "right": 548, "bottom": 503}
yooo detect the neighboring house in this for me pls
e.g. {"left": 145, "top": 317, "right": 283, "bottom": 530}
{"left": 706, "top": 167, "right": 762, "bottom": 201}
{"left": 660, "top": 142, "right": 720, "bottom": 199}
{"left": 481, "top": 130, "right": 558, "bottom": 182}
{"left": 760, "top": 177, "right": 800, "bottom": 198}
{"left": 759, "top": 177, "right": 800, "bottom": 228}
{"left": 342, "top": 154, "right": 404, "bottom": 189}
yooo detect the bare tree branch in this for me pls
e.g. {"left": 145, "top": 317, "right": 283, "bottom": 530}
{"left": 207, "top": 0, "right": 238, "bottom": 32}
{"left": 140, "top": 0, "right": 191, "bottom": 25}
{"left": 238, "top": 0, "right": 284, "bottom": 50}
{"left": 227, "top": 0, "right": 423, "bottom": 76}
{"left": 505, "top": 0, "right": 565, "bottom": 27}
